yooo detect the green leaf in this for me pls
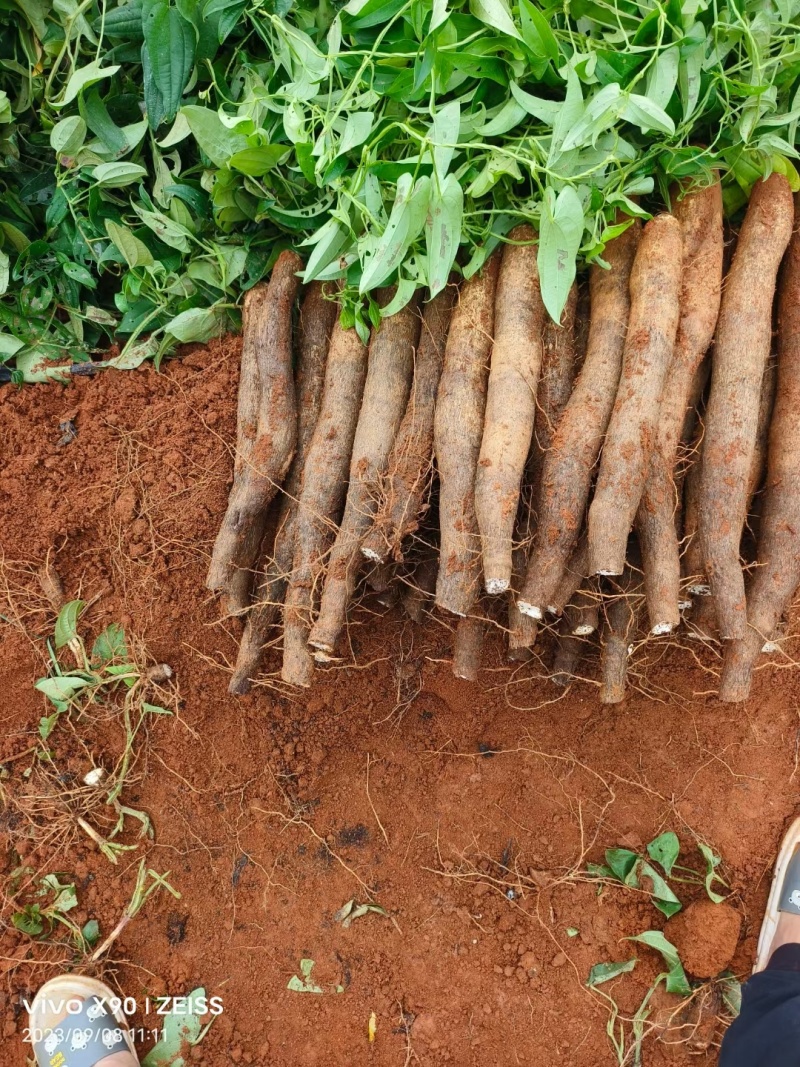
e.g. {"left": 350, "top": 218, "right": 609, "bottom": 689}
{"left": 647, "top": 832, "right": 680, "bottom": 876}
{"left": 469, "top": 0, "right": 521, "bottom": 40}
{"left": 431, "top": 0, "right": 449, "bottom": 31}
{"left": 519, "top": 0, "right": 558, "bottom": 61}
{"left": 142, "top": 702, "right": 173, "bottom": 715}
{"left": 55, "top": 600, "right": 84, "bottom": 649}
{"left": 180, "top": 105, "right": 249, "bottom": 166}
{"left": 133, "top": 206, "right": 193, "bottom": 252}
{"left": 476, "top": 99, "right": 527, "bottom": 138}
{"left": 336, "top": 111, "right": 374, "bottom": 158}
{"left": 92, "top": 623, "right": 128, "bottom": 665}
{"left": 301, "top": 218, "right": 350, "bottom": 282}
{"left": 720, "top": 974, "right": 742, "bottom": 1017}
{"left": 164, "top": 306, "right": 227, "bottom": 342}
{"left": 645, "top": 46, "right": 680, "bottom": 111}
{"left": 586, "top": 958, "right": 638, "bottom": 986}
{"left": 510, "top": 81, "right": 560, "bottom": 125}
{"left": 35, "top": 675, "right": 90, "bottom": 702}
{"left": 679, "top": 24, "right": 705, "bottom": 123}
{"left": 142, "top": 1, "right": 196, "bottom": 124}
{"left": 229, "top": 146, "right": 287, "bottom": 176}
{"left": 627, "top": 931, "right": 691, "bottom": 995}
{"left": 380, "top": 278, "right": 417, "bottom": 317}
{"left": 640, "top": 862, "right": 682, "bottom": 918}
{"left": 549, "top": 66, "right": 584, "bottom": 162}
{"left": 142, "top": 987, "right": 210, "bottom": 1066}
{"left": 605, "top": 848, "right": 639, "bottom": 885}
{"left": 50, "top": 116, "right": 87, "bottom": 157}
{"left": 80, "top": 87, "right": 129, "bottom": 155}
{"left": 40, "top": 874, "right": 78, "bottom": 913}
{"left": 620, "top": 93, "right": 676, "bottom": 136}
{"left": 426, "top": 173, "right": 462, "bottom": 297}
{"left": 359, "top": 174, "right": 431, "bottom": 293}
{"left": 430, "top": 99, "right": 460, "bottom": 182}
{"left": 103, "top": 0, "right": 145, "bottom": 38}
{"left": 105, "top": 220, "right": 155, "bottom": 268}
{"left": 537, "top": 185, "right": 583, "bottom": 323}
{"left": 561, "top": 83, "right": 622, "bottom": 152}
{"left": 287, "top": 959, "right": 324, "bottom": 993}
{"left": 92, "top": 162, "right": 149, "bottom": 187}
{"left": 13, "top": 904, "right": 44, "bottom": 936}
{"left": 53, "top": 61, "right": 121, "bottom": 109}
{"left": 81, "top": 918, "right": 100, "bottom": 946}
{"left": 699, "top": 842, "right": 728, "bottom": 903}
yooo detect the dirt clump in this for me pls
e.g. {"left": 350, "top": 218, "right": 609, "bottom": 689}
{"left": 664, "top": 900, "right": 742, "bottom": 978}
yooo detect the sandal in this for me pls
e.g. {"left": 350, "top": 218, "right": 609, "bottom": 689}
{"left": 28, "top": 974, "right": 139, "bottom": 1066}
{"left": 754, "top": 815, "right": 800, "bottom": 973}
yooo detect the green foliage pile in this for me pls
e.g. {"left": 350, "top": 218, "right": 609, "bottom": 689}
{"left": 2, "top": 0, "right": 800, "bottom": 379}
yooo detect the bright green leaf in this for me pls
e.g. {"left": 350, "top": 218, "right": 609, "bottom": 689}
{"left": 105, "top": 220, "right": 155, "bottom": 268}
{"left": 180, "top": 106, "right": 249, "bottom": 167}
{"left": 647, "top": 832, "right": 680, "bottom": 876}
{"left": 50, "top": 116, "right": 87, "bottom": 156}
{"left": 55, "top": 600, "right": 84, "bottom": 650}
{"left": 426, "top": 173, "right": 462, "bottom": 297}
{"left": 53, "top": 61, "right": 121, "bottom": 109}
{"left": 538, "top": 185, "right": 583, "bottom": 323}
{"left": 587, "top": 958, "right": 638, "bottom": 986}
{"left": 164, "top": 306, "right": 227, "bottom": 342}
{"left": 469, "top": 0, "right": 521, "bottom": 40}
{"left": 627, "top": 931, "right": 691, "bottom": 994}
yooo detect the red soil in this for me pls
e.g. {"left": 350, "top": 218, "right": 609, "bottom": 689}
{"left": 0, "top": 341, "right": 797, "bottom": 1065}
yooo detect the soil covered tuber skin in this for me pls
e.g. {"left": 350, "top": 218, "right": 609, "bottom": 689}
{"left": 361, "top": 286, "right": 455, "bottom": 565}
{"left": 474, "top": 226, "right": 545, "bottom": 596}
{"left": 636, "top": 181, "right": 723, "bottom": 635}
{"left": 309, "top": 293, "right": 420, "bottom": 655}
{"left": 231, "top": 282, "right": 336, "bottom": 694}
{"left": 518, "top": 222, "right": 639, "bottom": 620}
{"left": 206, "top": 250, "right": 303, "bottom": 617}
{"left": 599, "top": 569, "right": 639, "bottom": 704}
{"left": 282, "top": 318, "right": 369, "bottom": 688}
{"left": 699, "top": 172, "right": 794, "bottom": 640}
{"left": 435, "top": 251, "right": 501, "bottom": 617}
{"left": 720, "top": 193, "right": 800, "bottom": 701}
{"left": 452, "top": 615, "right": 485, "bottom": 681}
{"left": 588, "top": 213, "right": 683, "bottom": 577}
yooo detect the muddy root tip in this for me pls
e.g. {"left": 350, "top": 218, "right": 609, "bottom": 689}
{"left": 517, "top": 601, "right": 543, "bottom": 620}
{"left": 228, "top": 674, "right": 252, "bottom": 696}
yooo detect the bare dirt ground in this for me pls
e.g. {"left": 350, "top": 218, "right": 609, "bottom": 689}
{"left": 2, "top": 342, "right": 799, "bottom": 1066}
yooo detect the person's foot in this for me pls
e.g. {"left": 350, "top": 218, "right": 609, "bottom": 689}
{"left": 28, "top": 975, "right": 139, "bottom": 1067}
{"left": 754, "top": 816, "right": 800, "bottom": 972}
{"left": 767, "top": 910, "right": 800, "bottom": 959}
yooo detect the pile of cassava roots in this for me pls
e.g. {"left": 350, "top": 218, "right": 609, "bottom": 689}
{"left": 206, "top": 172, "right": 800, "bottom": 705}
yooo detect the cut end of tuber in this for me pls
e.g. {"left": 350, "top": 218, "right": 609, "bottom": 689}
{"left": 651, "top": 622, "right": 674, "bottom": 635}
{"left": 361, "top": 545, "right": 384, "bottom": 563}
{"left": 485, "top": 577, "right": 509, "bottom": 595}
{"left": 572, "top": 623, "right": 596, "bottom": 636}
{"left": 517, "top": 600, "right": 543, "bottom": 620}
